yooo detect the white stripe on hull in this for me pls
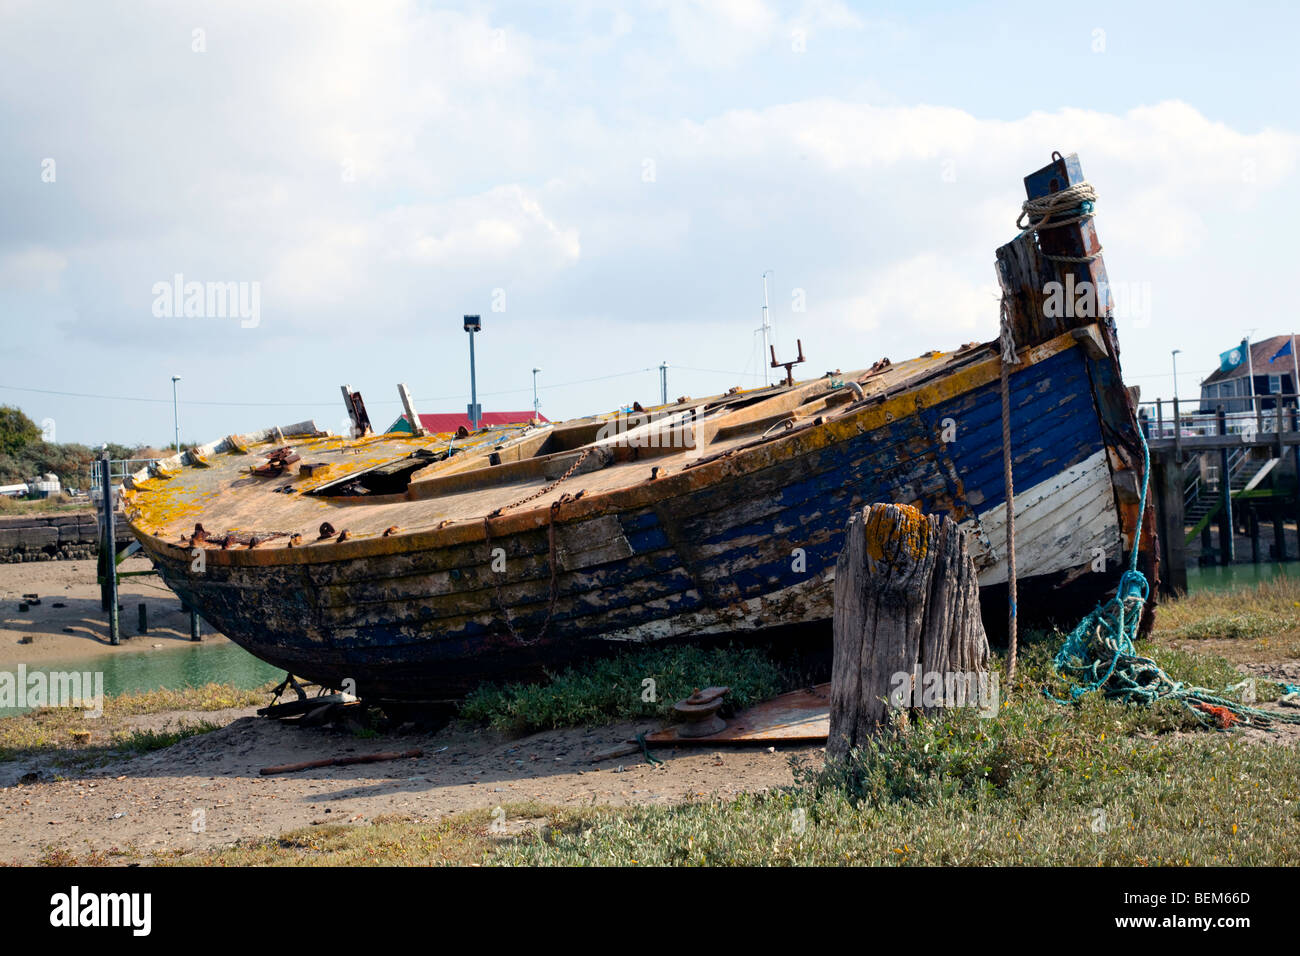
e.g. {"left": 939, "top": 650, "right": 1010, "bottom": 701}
{"left": 962, "top": 449, "right": 1120, "bottom": 586}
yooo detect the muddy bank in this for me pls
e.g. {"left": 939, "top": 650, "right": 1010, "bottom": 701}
{"left": 0, "top": 706, "right": 814, "bottom": 864}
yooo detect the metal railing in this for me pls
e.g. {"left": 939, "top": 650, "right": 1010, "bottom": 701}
{"left": 87, "top": 458, "right": 161, "bottom": 507}
{"left": 1136, "top": 393, "right": 1300, "bottom": 442}
{"left": 87, "top": 458, "right": 160, "bottom": 490}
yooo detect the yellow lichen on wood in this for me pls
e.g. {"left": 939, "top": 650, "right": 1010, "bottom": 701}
{"left": 863, "top": 502, "right": 929, "bottom": 567}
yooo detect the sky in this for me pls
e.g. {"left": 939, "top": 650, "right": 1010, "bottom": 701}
{"left": 1, "top": 0, "right": 1298, "bottom": 448}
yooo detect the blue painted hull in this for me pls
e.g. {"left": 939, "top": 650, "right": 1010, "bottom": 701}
{"left": 146, "top": 335, "right": 1143, "bottom": 701}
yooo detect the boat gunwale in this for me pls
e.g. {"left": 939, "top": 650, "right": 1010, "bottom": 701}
{"left": 125, "top": 328, "right": 1091, "bottom": 571}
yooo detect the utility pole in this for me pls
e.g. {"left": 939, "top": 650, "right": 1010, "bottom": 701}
{"left": 659, "top": 362, "right": 668, "bottom": 405}
{"left": 170, "top": 375, "right": 182, "bottom": 451}
{"left": 532, "top": 367, "right": 541, "bottom": 420}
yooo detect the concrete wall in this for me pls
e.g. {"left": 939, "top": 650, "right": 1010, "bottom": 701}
{"left": 0, "top": 511, "right": 132, "bottom": 563}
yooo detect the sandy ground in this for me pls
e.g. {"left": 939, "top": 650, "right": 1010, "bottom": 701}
{"left": 0, "top": 709, "right": 815, "bottom": 863}
{"left": 0, "top": 557, "right": 229, "bottom": 663}
{"left": 0, "top": 555, "right": 812, "bottom": 864}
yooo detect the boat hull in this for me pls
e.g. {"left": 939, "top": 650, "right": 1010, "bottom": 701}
{"left": 138, "top": 330, "right": 1151, "bottom": 700}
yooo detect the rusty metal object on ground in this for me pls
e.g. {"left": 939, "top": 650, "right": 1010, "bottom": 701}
{"left": 673, "top": 685, "right": 730, "bottom": 738}
{"left": 646, "top": 683, "right": 831, "bottom": 745}
{"left": 252, "top": 446, "right": 301, "bottom": 477}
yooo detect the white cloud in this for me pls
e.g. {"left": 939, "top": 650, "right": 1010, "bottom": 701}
{"left": 0, "top": 247, "right": 67, "bottom": 293}
{"left": 661, "top": 0, "right": 778, "bottom": 68}
{"left": 2, "top": 0, "right": 1299, "bottom": 444}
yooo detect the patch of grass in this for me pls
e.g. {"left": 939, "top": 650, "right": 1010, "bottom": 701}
{"left": 459, "top": 643, "right": 792, "bottom": 734}
{"left": 0, "top": 682, "right": 269, "bottom": 764}
{"left": 1153, "top": 576, "right": 1300, "bottom": 642}
{"left": 0, "top": 494, "right": 87, "bottom": 515}
{"left": 493, "top": 639, "right": 1300, "bottom": 866}
{"left": 34, "top": 844, "right": 138, "bottom": 867}
{"left": 165, "top": 809, "right": 511, "bottom": 866}
{"left": 113, "top": 722, "right": 222, "bottom": 755}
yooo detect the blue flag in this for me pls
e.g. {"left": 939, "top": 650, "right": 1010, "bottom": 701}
{"left": 1220, "top": 343, "right": 1247, "bottom": 373}
{"left": 1270, "top": 340, "right": 1293, "bottom": 363}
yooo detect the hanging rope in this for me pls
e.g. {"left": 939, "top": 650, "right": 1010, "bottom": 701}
{"left": 1046, "top": 423, "right": 1300, "bottom": 728}
{"left": 1016, "top": 181, "right": 1103, "bottom": 263}
{"left": 999, "top": 294, "right": 1020, "bottom": 681}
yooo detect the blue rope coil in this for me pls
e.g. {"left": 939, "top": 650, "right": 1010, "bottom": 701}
{"left": 1046, "top": 409, "right": 1300, "bottom": 728}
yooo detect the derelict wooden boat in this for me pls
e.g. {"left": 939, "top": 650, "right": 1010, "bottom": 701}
{"left": 122, "top": 153, "right": 1157, "bottom": 701}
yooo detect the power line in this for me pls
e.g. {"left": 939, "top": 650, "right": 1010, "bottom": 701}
{"left": 0, "top": 367, "right": 659, "bottom": 410}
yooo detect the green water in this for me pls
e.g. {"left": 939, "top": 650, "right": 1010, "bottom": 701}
{"left": 1185, "top": 562, "right": 1300, "bottom": 592}
{"left": 0, "top": 641, "right": 283, "bottom": 718}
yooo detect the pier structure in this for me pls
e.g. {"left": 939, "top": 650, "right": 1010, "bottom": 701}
{"left": 1141, "top": 396, "right": 1300, "bottom": 596}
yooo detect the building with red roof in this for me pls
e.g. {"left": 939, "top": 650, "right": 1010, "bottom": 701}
{"left": 387, "top": 411, "right": 547, "bottom": 435}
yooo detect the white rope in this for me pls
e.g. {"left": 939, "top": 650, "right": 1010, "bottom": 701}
{"left": 1016, "top": 181, "right": 1103, "bottom": 263}
{"left": 998, "top": 294, "right": 1020, "bottom": 365}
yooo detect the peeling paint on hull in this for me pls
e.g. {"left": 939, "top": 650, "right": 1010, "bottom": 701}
{"left": 122, "top": 323, "right": 1151, "bottom": 701}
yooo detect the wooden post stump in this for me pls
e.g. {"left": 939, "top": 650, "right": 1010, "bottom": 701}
{"left": 828, "top": 503, "right": 991, "bottom": 760}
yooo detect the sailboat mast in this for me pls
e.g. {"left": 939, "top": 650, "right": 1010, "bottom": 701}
{"left": 761, "top": 271, "right": 773, "bottom": 386}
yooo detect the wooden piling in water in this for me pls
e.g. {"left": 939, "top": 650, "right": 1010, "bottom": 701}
{"left": 1275, "top": 501, "right": 1288, "bottom": 561}
{"left": 99, "top": 457, "right": 120, "bottom": 646}
{"left": 1152, "top": 454, "right": 1188, "bottom": 595}
{"left": 1217, "top": 406, "right": 1234, "bottom": 566}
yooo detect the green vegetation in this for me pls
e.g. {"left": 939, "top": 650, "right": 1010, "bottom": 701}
{"left": 0, "top": 402, "right": 160, "bottom": 492}
{"left": 458, "top": 643, "right": 791, "bottom": 734}
{"left": 0, "top": 406, "right": 40, "bottom": 457}
{"left": 0, "top": 682, "right": 269, "bottom": 766}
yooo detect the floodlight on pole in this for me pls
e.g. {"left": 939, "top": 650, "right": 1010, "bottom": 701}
{"left": 464, "top": 316, "right": 482, "bottom": 430}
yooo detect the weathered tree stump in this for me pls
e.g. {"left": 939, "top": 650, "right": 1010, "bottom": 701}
{"left": 828, "top": 503, "right": 991, "bottom": 760}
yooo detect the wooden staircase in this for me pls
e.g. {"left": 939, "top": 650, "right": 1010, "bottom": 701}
{"left": 1185, "top": 452, "right": 1282, "bottom": 544}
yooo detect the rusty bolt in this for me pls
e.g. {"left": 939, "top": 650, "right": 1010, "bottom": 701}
{"left": 220, "top": 535, "right": 233, "bottom": 550}
{"left": 337, "top": 529, "right": 351, "bottom": 542}
{"left": 288, "top": 533, "right": 303, "bottom": 548}
{"left": 248, "top": 537, "right": 261, "bottom": 549}
{"left": 192, "top": 523, "right": 207, "bottom": 544}
{"left": 318, "top": 522, "right": 336, "bottom": 540}
{"left": 383, "top": 526, "right": 400, "bottom": 537}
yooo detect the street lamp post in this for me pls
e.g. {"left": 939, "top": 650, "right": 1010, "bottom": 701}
{"left": 1170, "top": 350, "right": 1181, "bottom": 437}
{"left": 464, "top": 315, "right": 481, "bottom": 430}
{"left": 170, "top": 375, "right": 182, "bottom": 452}
{"left": 531, "top": 367, "right": 541, "bottom": 420}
